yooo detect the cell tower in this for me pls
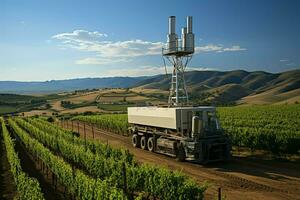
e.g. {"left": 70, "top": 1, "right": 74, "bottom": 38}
{"left": 162, "top": 16, "right": 195, "bottom": 107}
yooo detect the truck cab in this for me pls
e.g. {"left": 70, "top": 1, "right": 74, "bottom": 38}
{"left": 128, "top": 106, "right": 231, "bottom": 163}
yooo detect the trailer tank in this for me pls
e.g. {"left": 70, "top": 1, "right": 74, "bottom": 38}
{"left": 128, "top": 106, "right": 231, "bottom": 163}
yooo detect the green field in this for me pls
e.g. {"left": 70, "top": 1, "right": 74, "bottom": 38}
{"left": 218, "top": 104, "right": 300, "bottom": 154}
{"left": 73, "top": 114, "right": 128, "bottom": 134}
{"left": 97, "top": 103, "right": 134, "bottom": 112}
{"left": 0, "top": 106, "right": 18, "bottom": 114}
{"left": 0, "top": 93, "right": 53, "bottom": 115}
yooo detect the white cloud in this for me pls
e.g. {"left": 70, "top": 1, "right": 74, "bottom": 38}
{"left": 52, "top": 30, "right": 107, "bottom": 42}
{"left": 195, "top": 44, "right": 246, "bottom": 53}
{"left": 84, "top": 39, "right": 163, "bottom": 57}
{"left": 286, "top": 63, "right": 296, "bottom": 66}
{"left": 280, "top": 59, "right": 289, "bottom": 62}
{"left": 52, "top": 29, "right": 247, "bottom": 65}
{"left": 278, "top": 59, "right": 296, "bottom": 66}
{"left": 222, "top": 45, "right": 247, "bottom": 52}
{"left": 52, "top": 30, "right": 163, "bottom": 61}
{"left": 195, "top": 44, "right": 223, "bottom": 53}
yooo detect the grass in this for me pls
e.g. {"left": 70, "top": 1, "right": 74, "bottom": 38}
{"left": 0, "top": 93, "right": 65, "bottom": 115}
{"left": 61, "top": 101, "right": 97, "bottom": 109}
{"left": 0, "top": 102, "right": 48, "bottom": 115}
{"left": 0, "top": 106, "right": 18, "bottom": 114}
{"left": 97, "top": 103, "right": 134, "bottom": 111}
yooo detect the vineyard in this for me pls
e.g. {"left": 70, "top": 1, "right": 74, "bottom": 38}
{"left": 0, "top": 117, "right": 45, "bottom": 200}
{"left": 73, "top": 114, "right": 128, "bottom": 135}
{"left": 72, "top": 104, "right": 300, "bottom": 155}
{"left": 0, "top": 117, "right": 207, "bottom": 200}
{"left": 1, "top": 105, "right": 299, "bottom": 199}
{"left": 218, "top": 105, "right": 300, "bottom": 154}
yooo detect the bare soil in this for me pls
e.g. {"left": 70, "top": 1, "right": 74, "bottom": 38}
{"left": 50, "top": 100, "right": 65, "bottom": 111}
{"left": 62, "top": 121, "right": 300, "bottom": 200}
{"left": 60, "top": 106, "right": 101, "bottom": 114}
{"left": 23, "top": 110, "right": 54, "bottom": 117}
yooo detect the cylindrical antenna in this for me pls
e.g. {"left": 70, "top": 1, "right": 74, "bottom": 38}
{"left": 169, "top": 16, "right": 176, "bottom": 34}
{"left": 181, "top": 27, "right": 187, "bottom": 35}
{"left": 187, "top": 16, "right": 192, "bottom": 33}
{"left": 182, "top": 27, "right": 187, "bottom": 50}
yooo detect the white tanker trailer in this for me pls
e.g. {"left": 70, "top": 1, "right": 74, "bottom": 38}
{"left": 128, "top": 106, "right": 231, "bottom": 163}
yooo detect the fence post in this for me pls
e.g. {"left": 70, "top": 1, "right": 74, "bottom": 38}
{"left": 77, "top": 121, "right": 80, "bottom": 135}
{"left": 84, "top": 122, "right": 86, "bottom": 149}
{"left": 92, "top": 124, "right": 95, "bottom": 139}
{"left": 72, "top": 120, "right": 74, "bottom": 131}
{"left": 218, "top": 187, "right": 222, "bottom": 200}
{"left": 52, "top": 172, "right": 55, "bottom": 185}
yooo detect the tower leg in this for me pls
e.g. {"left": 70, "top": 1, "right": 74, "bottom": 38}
{"left": 165, "top": 55, "right": 191, "bottom": 107}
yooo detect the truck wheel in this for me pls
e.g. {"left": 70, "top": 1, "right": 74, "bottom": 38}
{"left": 147, "top": 137, "right": 155, "bottom": 152}
{"left": 140, "top": 136, "right": 148, "bottom": 150}
{"left": 176, "top": 145, "right": 186, "bottom": 162}
{"left": 132, "top": 134, "right": 140, "bottom": 148}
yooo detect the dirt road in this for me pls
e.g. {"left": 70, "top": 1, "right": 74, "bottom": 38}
{"left": 61, "top": 121, "right": 300, "bottom": 200}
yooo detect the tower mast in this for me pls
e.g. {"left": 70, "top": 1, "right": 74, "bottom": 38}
{"left": 162, "top": 16, "right": 195, "bottom": 107}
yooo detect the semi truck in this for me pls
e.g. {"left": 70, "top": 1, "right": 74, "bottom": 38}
{"left": 128, "top": 106, "right": 231, "bottom": 163}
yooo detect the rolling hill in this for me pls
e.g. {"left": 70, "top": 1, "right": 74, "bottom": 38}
{"left": 0, "top": 69, "right": 299, "bottom": 105}
{"left": 135, "top": 69, "right": 300, "bottom": 105}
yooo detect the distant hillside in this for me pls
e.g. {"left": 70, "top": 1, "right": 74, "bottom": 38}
{"left": 0, "top": 93, "right": 49, "bottom": 114}
{"left": 135, "top": 69, "right": 300, "bottom": 105}
{"left": 1, "top": 69, "right": 299, "bottom": 105}
{"left": 0, "top": 77, "right": 147, "bottom": 94}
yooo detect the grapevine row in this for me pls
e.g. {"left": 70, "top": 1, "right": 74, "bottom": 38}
{"left": 72, "top": 114, "right": 128, "bottom": 134}
{"left": 8, "top": 118, "right": 126, "bottom": 200}
{"left": 0, "top": 117, "right": 45, "bottom": 200}
{"left": 28, "top": 118, "right": 133, "bottom": 163}
{"left": 218, "top": 105, "right": 300, "bottom": 154}
{"left": 16, "top": 117, "right": 206, "bottom": 200}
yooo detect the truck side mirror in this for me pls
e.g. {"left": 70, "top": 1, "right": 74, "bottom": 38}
{"left": 192, "top": 116, "right": 199, "bottom": 138}
{"left": 192, "top": 116, "right": 204, "bottom": 138}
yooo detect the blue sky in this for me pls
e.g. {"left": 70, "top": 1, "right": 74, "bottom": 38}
{"left": 0, "top": 0, "right": 299, "bottom": 81}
